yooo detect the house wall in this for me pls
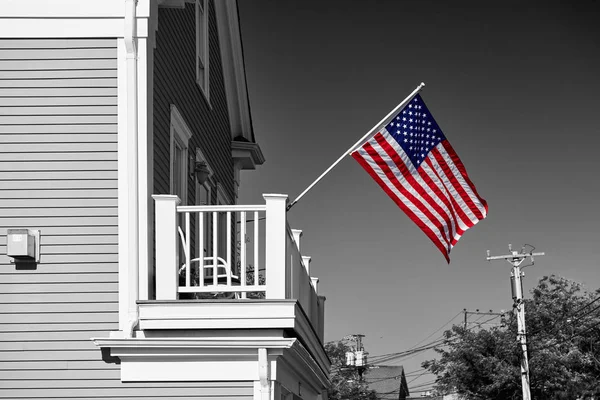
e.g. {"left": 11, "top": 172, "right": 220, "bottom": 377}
{"left": 0, "top": 36, "right": 253, "bottom": 400}
{"left": 153, "top": 1, "right": 235, "bottom": 205}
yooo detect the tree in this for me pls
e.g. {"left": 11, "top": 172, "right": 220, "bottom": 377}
{"left": 326, "top": 340, "right": 378, "bottom": 400}
{"left": 422, "top": 275, "right": 600, "bottom": 400}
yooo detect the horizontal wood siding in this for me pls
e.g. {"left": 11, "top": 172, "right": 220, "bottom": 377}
{"left": 0, "top": 36, "right": 253, "bottom": 399}
{"left": 0, "top": 38, "right": 121, "bottom": 399}
{"left": 153, "top": 1, "right": 235, "bottom": 202}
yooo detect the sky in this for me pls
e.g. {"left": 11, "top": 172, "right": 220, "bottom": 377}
{"left": 237, "top": 0, "right": 600, "bottom": 394}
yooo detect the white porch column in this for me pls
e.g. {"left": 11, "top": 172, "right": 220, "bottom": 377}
{"left": 152, "top": 195, "right": 180, "bottom": 300}
{"left": 263, "top": 194, "right": 287, "bottom": 299}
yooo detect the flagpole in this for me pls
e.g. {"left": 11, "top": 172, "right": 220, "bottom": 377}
{"left": 287, "top": 82, "right": 425, "bottom": 211}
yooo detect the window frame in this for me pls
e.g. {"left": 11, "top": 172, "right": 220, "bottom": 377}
{"left": 169, "top": 105, "right": 193, "bottom": 205}
{"left": 195, "top": 0, "right": 210, "bottom": 102}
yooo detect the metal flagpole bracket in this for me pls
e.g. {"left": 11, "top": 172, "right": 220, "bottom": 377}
{"left": 287, "top": 82, "right": 426, "bottom": 211}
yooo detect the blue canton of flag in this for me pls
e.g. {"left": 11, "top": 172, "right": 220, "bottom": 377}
{"left": 385, "top": 95, "right": 446, "bottom": 169}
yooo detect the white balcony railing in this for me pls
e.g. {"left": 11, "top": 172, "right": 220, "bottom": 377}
{"left": 152, "top": 193, "right": 325, "bottom": 338}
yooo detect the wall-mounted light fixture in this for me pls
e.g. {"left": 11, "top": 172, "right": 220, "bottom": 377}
{"left": 194, "top": 160, "right": 211, "bottom": 185}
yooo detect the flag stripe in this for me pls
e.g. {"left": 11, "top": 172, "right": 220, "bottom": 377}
{"left": 428, "top": 147, "right": 483, "bottom": 225}
{"left": 432, "top": 145, "right": 486, "bottom": 221}
{"left": 418, "top": 160, "right": 471, "bottom": 235}
{"left": 440, "top": 141, "right": 488, "bottom": 216}
{"left": 364, "top": 140, "right": 452, "bottom": 248}
{"left": 421, "top": 159, "right": 476, "bottom": 232}
{"left": 375, "top": 131, "right": 463, "bottom": 242}
{"left": 352, "top": 148, "right": 451, "bottom": 261}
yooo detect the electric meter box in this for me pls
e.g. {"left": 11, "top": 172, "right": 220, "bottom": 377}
{"left": 7, "top": 229, "right": 36, "bottom": 259}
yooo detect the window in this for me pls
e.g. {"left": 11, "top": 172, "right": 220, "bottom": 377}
{"left": 195, "top": 0, "right": 209, "bottom": 100}
{"left": 169, "top": 106, "right": 192, "bottom": 203}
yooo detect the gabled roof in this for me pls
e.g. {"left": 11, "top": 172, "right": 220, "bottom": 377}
{"left": 364, "top": 365, "right": 409, "bottom": 400}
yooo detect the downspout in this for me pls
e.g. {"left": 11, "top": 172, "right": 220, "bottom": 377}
{"left": 124, "top": 0, "right": 139, "bottom": 338}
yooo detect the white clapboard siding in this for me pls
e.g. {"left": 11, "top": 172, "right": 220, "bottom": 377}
{"left": 0, "top": 330, "right": 115, "bottom": 342}
{"left": 0, "top": 388, "right": 252, "bottom": 399}
{"left": 0, "top": 69, "right": 117, "bottom": 79}
{"left": 0, "top": 105, "right": 118, "bottom": 115}
{"left": 0, "top": 301, "right": 117, "bottom": 313}
{"left": 0, "top": 124, "right": 117, "bottom": 133}
{"left": 0, "top": 38, "right": 125, "bottom": 398}
{"left": 0, "top": 78, "right": 118, "bottom": 88}
{"left": 0, "top": 283, "right": 119, "bottom": 294}
{"left": 0, "top": 207, "right": 116, "bottom": 217}
{"left": 0, "top": 189, "right": 118, "bottom": 199}
{"left": 0, "top": 263, "right": 118, "bottom": 275}
{"left": 0, "top": 323, "right": 119, "bottom": 334}
{"left": 0, "top": 58, "right": 117, "bottom": 70}
{"left": 0, "top": 292, "right": 117, "bottom": 304}
{"left": 0, "top": 161, "right": 116, "bottom": 171}
{"left": 0, "top": 216, "right": 117, "bottom": 227}
{"left": 0, "top": 340, "right": 101, "bottom": 351}
{"left": 0, "top": 114, "right": 117, "bottom": 124}
{"left": 0, "top": 234, "right": 118, "bottom": 245}
{"left": 0, "top": 360, "right": 115, "bottom": 370}
{"left": 0, "top": 152, "right": 117, "bottom": 162}
{"left": 0, "top": 142, "right": 116, "bottom": 151}
{"left": 0, "top": 171, "right": 118, "bottom": 180}
{"left": 0, "top": 368, "right": 120, "bottom": 380}
{"left": 0, "top": 273, "right": 117, "bottom": 284}
{"left": 0, "top": 133, "right": 116, "bottom": 143}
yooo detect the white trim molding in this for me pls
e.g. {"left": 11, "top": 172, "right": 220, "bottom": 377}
{"left": 92, "top": 332, "right": 330, "bottom": 399}
{"left": 195, "top": 0, "right": 210, "bottom": 102}
{"left": 169, "top": 104, "right": 193, "bottom": 203}
{"left": 214, "top": 0, "right": 253, "bottom": 141}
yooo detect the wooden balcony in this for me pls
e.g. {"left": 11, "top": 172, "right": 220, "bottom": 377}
{"left": 147, "top": 193, "right": 325, "bottom": 344}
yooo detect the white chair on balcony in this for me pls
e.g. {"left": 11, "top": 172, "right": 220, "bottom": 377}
{"left": 177, "top": 227, "right": 240, "bottom": 297}
{"left": 192, "top": 255, "right": 240, "bottom": 286}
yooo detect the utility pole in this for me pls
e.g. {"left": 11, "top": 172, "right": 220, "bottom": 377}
{"left": 487, "top": 244, "right": 544, "bottom": 400}
{"left": 343, "top": 334, "right": 368, "bottom": 379}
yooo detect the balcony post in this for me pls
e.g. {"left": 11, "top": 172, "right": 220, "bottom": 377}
{"left": 263, "top": 194, "right": 288, "bottom": 299}
{"left": 302, "top": 256, "right": 311, "bottom": 275}
{"left": 152, "top": 195, "right": 180, "bottom": 300}
{"left": 318, "top": 295, "right": 326, "bottom": 342}
{"left": 291, "top": 229, "right": 302, "bottom": 253}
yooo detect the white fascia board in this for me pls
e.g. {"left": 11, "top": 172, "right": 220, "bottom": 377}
{"left": 0, "top": 18, "right": 149, "bottom": 38}
{"left": 0, "top": 0, "right": 151, "bottom": 37}
{"left": 214, "top": 0, "right": 254, "bottom": 142}
{"left": 92, "top": 336, "right": 292, "bottom": 382}
{"left": 0, "top": 0, "right": 148, "bottom": 17}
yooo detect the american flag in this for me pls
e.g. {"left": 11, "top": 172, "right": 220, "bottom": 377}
{"left": 351, "top": 94, "right": 488, "bottom": 262}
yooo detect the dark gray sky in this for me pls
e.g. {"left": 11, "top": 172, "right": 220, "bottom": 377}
{"left": 238, "top": 0, "right": 600, "bottom": 392}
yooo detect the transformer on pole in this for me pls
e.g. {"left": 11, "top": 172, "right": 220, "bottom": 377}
{"left": 344, "top": 334, "right": 368, "bottom": 379}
